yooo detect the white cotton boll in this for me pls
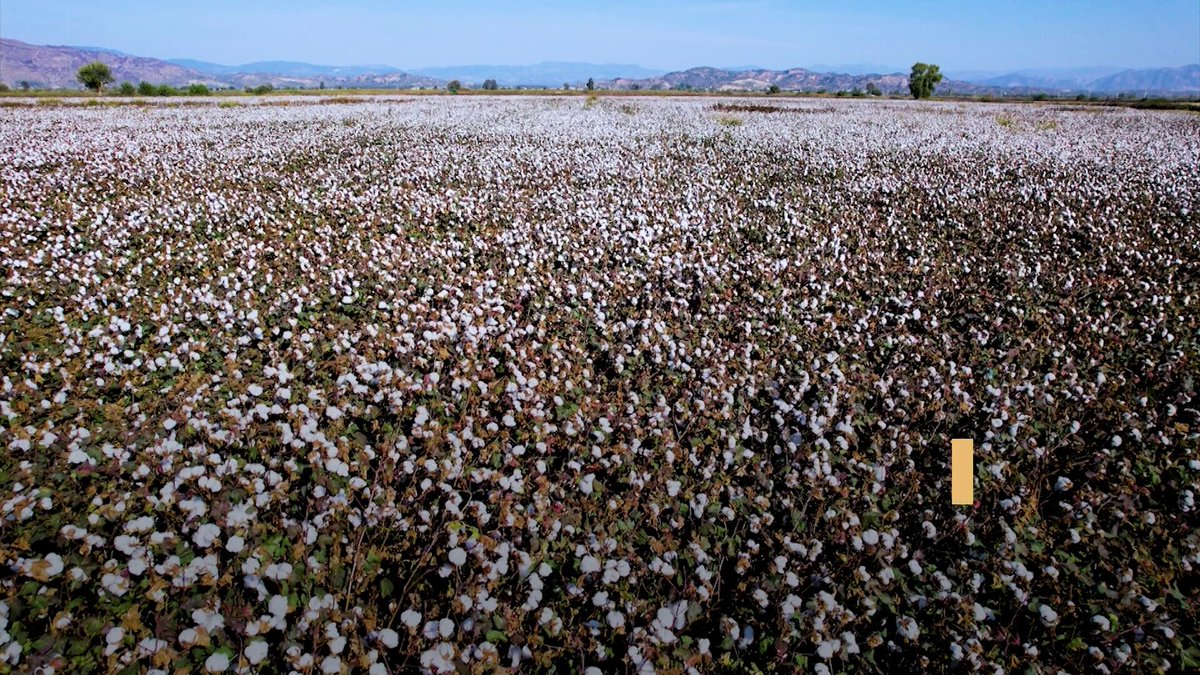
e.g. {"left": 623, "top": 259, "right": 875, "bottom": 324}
{"left": 401, "top": 609, "right": 421, "bottom": 628}
{"left": 320, "top": 655, "right": 341, "bottom": 674}
{"left": 193, "top": 523, "right": 220, "bottom": 548}
{"left": 102, "top": 573, "right": 130, "bottom": 596}
{"left": 179, "top": 628, "right": 200, "bottom": 647}
{"left": 378, "top": 628, "right": 399, "bottom": 649}
{"left": 448, "top": 547, "right": 467, "bottom": 567}
{"left": 896, "top": 615, "right": 919, "bottom": 641}
{"left": 1111, "top": 435, "right": 1122, "bottom": 447}
{"left": 68, "top": 448, "right": 94, "bottom": 465}
{"left": 1039, "top": 605, "right": 1059, "bottom": 625}
{"left": 326, "top": 406, "right": 343, "bottom": 420}
{"left": 204, "top": 653, "right": 229, "bottom": 672}
{"left": 225, "top": 535, "right": 245, "bottom": 553}
{"left": 581, "top": 555, "right": 601, "bottom": 573}
{"left": 579, "top": 473, "right": 596, "bottom": 495}
{"left": 1092, "top": 615, "right": 1111, "bottom": 632}
{"left": 607, "top": 611, "right": 625, "bottom": 628}
{"left": 248, "top": 384, "right": 263, "bottom": 397}
{"left": 862, "top": 529, "right": 879, "bottom": 546}
{"left": 244, "top": 641, "right": 269, "bottom": 665}
{"left": 817, "top": 639, "right": 840, "bottom": 659}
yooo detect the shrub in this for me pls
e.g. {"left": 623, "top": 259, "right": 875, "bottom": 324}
{"left": 156, "top": 84, "right": 178, "bottom": 96}
{"left": 138, "top": 81, "right": 158, "bottom": 96}
{"left": 117, "top": 82, "right": 136, "bottom": 96}
{"left": 186, "top": 84, "right": 211, "bottom": 96}
{"left": 447, "top": 80, "right": 462, "bottom": 94}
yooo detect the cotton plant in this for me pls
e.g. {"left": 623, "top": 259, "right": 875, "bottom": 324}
{"left": 0, "top": 95, "right": 1196, "bottom": 673}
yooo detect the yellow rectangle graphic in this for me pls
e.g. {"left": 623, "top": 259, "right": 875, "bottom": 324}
{"left": 952, "top": 439, "right": 974, "bottom": 505}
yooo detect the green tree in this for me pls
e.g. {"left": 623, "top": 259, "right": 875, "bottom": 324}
{"left": 0, "top": 83, "right": 8, "bottom": 93}
{"left": 866, "top": 82, "right": 882, "bottom": 96}
{"left": 76, "top": 62, "right": 115, "bottom": 94}
{"left": 586, "top": 78, "right": 595, "bottom": 91}
{"left": 138, "top": 81, "right": 157, "bottom": 96}
{"left": 186, "top": 84, "right": 210, "bottom": 96}
{"left": 447, "top": 80, "right": 462, "bottom": 94}
{"left": 117, "top": 82, "right": 136, "bottom": 96}
{"left": 19, "top": 81, "right": 32, "bottom": 91}
{"left": 482, "top": 79, "right": 498, "bottom": 91}
{"left": 767, "top": 84, "right": 781, "bottom": 95}
{"left": 908, "top": 62, "right": 943, "bottom": 99}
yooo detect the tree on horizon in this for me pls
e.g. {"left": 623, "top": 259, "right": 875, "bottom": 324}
{"left": 908, "top": 63, "right": 943, "bottom": 99}
{"left": 77, "top": 62, "right": 115, "bottom": 94}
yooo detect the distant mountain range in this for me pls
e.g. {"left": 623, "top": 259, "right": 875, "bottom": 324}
{"left": 0, "top": 40, "right": 221, "bottom": 89}
{"left": 601, "top": 64, "right": 1198, "bottom": 96}
{"left": 168, "top": 59, "right": 404, "bottom": 79}
{"left": 600, "top": 67, "right": 916, "bottom": 94}
{"left": 408, "top": 62, "right": 664, "bottom": 87}
{"left": 957, "top": 65, "right": 1200, "bottom": 94}
{"left": 2, "top": 38, "right": 1196, "bottom": 96}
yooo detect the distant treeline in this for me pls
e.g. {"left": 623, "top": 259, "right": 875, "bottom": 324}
{"left": 107, "top": 82, "right": 214, "bottom": 96}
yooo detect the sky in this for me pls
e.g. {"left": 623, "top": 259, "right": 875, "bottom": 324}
{"left": 2, "top": 0, "right": 1198, "bottom": 72}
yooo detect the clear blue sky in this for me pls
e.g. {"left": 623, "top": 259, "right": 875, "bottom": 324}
{"left": 2, "top": 0, "right": 1197, "bottom": 71}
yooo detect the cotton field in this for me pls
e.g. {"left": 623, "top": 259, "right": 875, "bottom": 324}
{"left": 1, "top": 95, "right": 1198, "bottom": 673}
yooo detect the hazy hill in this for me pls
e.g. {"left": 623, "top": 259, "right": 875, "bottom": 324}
{"left": 1089, "top": 64, "right": 1200, "bottom": 94}
{"left": 0, "top": 38, "right": 216, "bottom": 88}
{"left": 973, "top": 65, "right": 1197, "bottom": 95}
{"left": 169, "top": 59, "right": 404, "bottom": 79}
{"left": 0, "top": 40, "right": 441, "bottom": 89}
{"left": 408, "top": 62, "right": 665, "bottom": 87}
{"left": 603, "top": 66, "right": 919, "bottom": 94}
